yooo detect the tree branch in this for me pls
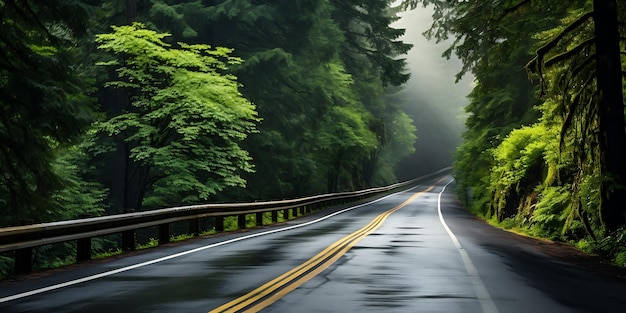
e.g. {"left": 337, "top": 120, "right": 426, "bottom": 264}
{"left": 526, "top": 11, "right": 593, "bottom": 73}
{"left": 560, "top": 72, "right": 595, "bottom": 148}
{"left": 544, "top": 37, "right": 595, "bottom": 68}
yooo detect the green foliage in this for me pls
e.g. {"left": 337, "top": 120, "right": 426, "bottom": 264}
{"left": 530, "top": 186, "right": 571, "bottom": 239}
{"left": 431, "top": 0, "right": 626, "bottom": 266}
{"left": 0, "top": 0, "right": 96, "bottom": 226}
{"left": 489, "top": 125, "right": 551, "bottom": 220}
{"left": 0, "top": 255, "right": 14, "bottom": 280}
{"left": 33, "top": 243, "right": 77, "bottom": 271}
{"left": 50, "top": 143, "right": 108, "bottom": 220}
{"left": 491, "top": 126, "right": 550, "bottom": 191}
{"left": 595, "top": 227, "right": 626, "bottom": 265}
{"left": 137, "top": 238, "right": 159, "bottom": 250}
{"left": 95, "top": 23, "right": 258, "bottom": 209}
{"left": 331, "top": 0, "right": 412, "bottom": 86}
{"left": 93, "top": 248, "right": 123, "bottom": 260}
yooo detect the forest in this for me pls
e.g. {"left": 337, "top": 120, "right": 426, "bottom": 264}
{"left": 1, "top": 0, "right": 626, "bottom": 273}
{"left": 403, "top": 0, "right": 626, "bottom": 266}
{"left": 0, "top": 0, "right": 418, "bottom": 272}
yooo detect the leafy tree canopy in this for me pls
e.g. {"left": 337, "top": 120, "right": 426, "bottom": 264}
{"left": 95, "top": 23, "right": 258, "bottom": 209}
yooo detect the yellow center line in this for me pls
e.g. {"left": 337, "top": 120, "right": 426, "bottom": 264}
{"left": 209, "top": 181, "right": 440, "bottom": 313}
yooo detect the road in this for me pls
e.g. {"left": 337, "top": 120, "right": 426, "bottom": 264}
{"left": 1, "top": 174, "right": 626, "bottom": 312}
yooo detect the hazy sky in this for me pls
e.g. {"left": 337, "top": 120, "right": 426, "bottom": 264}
{"left": 392, "top": 6, "right": 474, "bottom": 179}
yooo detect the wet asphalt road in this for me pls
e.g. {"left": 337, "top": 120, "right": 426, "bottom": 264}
{"left": 1, "top": 175, "right": 626, "bottom": 312}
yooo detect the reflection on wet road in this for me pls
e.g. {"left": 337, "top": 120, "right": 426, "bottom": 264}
{"left": 1, "top": 174, "right": 626, "bottom": 313}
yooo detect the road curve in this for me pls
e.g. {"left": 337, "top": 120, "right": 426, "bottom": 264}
{"left": 1, "top": 174, "right": 625, "bottom": 312}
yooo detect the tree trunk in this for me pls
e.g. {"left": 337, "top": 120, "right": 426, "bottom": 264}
{"left": 593, "top": 0, "right": 626, "bottom": 231}
{"left": 126, "top": 0, "right": 137, "bottom": 24}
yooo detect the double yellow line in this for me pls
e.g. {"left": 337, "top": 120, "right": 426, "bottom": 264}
{"left": 209, "top": 184, "right": 437, "bottom": 313}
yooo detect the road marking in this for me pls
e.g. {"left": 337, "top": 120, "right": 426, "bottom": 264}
{"left": 437, "top": 180, "right": 499, "bottom": 313}
{"left": 209, "top": 182, "right": 441, "bottom": 313}
{"left": 0, "top": 180, "right": 435, "bottom": 304}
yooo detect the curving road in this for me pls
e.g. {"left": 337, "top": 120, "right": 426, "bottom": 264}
{"left": 1, "top": 174, "right": 625, "bottom": 312}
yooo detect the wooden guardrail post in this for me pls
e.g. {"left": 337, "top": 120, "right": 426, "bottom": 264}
{"left": 121, "top": 209, "right": 136, "bottom": 251}
{"left": 271, "top": 210, "right": 278, "bottom": 223}
{"left": 76, "top": 214, "right": 92, "bottom": 261}
{"left": 14, "top": 219, "right": 34, "bottom": 274}
{"left": 122, "top": 230, "right": 136, "bottom": 251}
{"left": 77, "top": 237, "right": 92, "bottom": 261}
{"left": 256, "top": 212, "right": 263, "bottom": 226}
{"left": 282, "top": 209, "right": 289, "bottom": 220}
{"left": 215, "top": 216, "right": 224, "bottom": 232}
{"left": 291, "top": 208, "right": 298, "bottom": 218}
{"left": 189, "top": 218, "right": 200, "bottom": 236}
{"left": 15, "top": 247, "right": 33, "bottom": 274}
{"left": 159, "top": 223, "right": 170, "bottom": 244}
{"left": 238, "top": 214, "right": 246, "bottom": 229}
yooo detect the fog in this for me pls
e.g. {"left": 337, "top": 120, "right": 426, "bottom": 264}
{"left": 392, "top": 7, "right": 474, "bottom": 180}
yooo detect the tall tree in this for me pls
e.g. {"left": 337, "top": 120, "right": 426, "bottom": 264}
{"left": 95, "top": 23, "right": 258, "bottom": 210}
{"left": 0, "top": 0, "right": 96, "bottom": 225}
{"left": 527, "top": 0, "right": 626, "bottom": 231}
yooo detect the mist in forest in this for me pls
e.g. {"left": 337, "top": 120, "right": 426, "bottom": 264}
{"left": 392, "top": 7, "right": 474, "bottom": 180}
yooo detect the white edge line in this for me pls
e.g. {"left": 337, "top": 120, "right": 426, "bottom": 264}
{"left": 1, "top": 184, "right": 424, "bottom": 303}
{"left": 437, "top": 179, "right": 499, "bottom": 313}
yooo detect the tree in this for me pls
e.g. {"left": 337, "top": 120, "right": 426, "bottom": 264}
{"left": 331, "top": 0, "right": 412, "bottom": 87}
{"left": 404, "top": 0, "right": 563, "bottom": 216}
{"left": 95, "top": 23, "right": 258, "bottom": 210}
{"left": 331, "top": 0, "right": 416, "bottom": 188}
{"left": 0, "top": 0, "right": 96, "bottom": 225}
{"left": 406, "top": 0, "right": 626, "bottom": 237}
{"left": 527, "top": 0, "right": 626, "bottom": 231}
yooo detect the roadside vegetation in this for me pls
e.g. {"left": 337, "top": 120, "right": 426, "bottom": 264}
{"left": 402, "top": 0, "right": 626, "bottom": 266}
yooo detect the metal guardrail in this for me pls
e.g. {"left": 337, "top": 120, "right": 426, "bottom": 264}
{"left": 0, "top": 167, "right": 451, "bottom": 275}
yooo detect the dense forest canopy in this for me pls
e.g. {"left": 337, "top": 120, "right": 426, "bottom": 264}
{"left": 401, "top": 0, "right": 626, "bottom": 265}
{"left": 0, "top": 0, "right": 417, "bottom": 228}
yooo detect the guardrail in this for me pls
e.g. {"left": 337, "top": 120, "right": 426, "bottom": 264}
{"left": 0, "top": 167, "right": 451, "bottom": 275}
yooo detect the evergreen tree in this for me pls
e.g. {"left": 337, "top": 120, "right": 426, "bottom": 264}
{"left": 0, "top": 0, "right": 97, "bottom": 225}
{"left": 528, "top": 0, "right": 626, "bottom": 231}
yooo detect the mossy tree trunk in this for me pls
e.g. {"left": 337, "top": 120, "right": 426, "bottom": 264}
{"left": 593, "top": 0, "right": 626, "bottom": 231}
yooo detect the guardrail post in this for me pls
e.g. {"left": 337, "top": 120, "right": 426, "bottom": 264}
{"left": 15, "top": 247, "right": 33, "bottom": 274}
{"left": 14, "top": 219, "right": 34, "bottom": 274}
{"left": 159, "top": 223, "right": 170, "bottom": 244}
{"left": 122, "top": 230, "right": 136, "bottom": 251}
{"left": 189, "top": 218, "right": 200, "bottom": 236}
{"left": 122, "top": 209, "right": 136, "bottom": 251}
{"left": 298, "top": 206, "right": 304, "bottom": 215}
{"left": 282, "top": 209, "right": 289, "bottom": 220}
{"left": 238, "top": 214, "right": 246, "bottom": 229}
{"left": 291, "top": 208, "right": 298, "bottom": 218}
{"left": 77, "top": 237, "right": 92, "bottom": 261}
{"left": 215, "top": 216, "right": 224, "bottom": 232}
{"left": 271, "top": 210, "right": 278, "bottom": 223}
{"left": 256, "top": 212, "right": 263, "bottom": 226}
